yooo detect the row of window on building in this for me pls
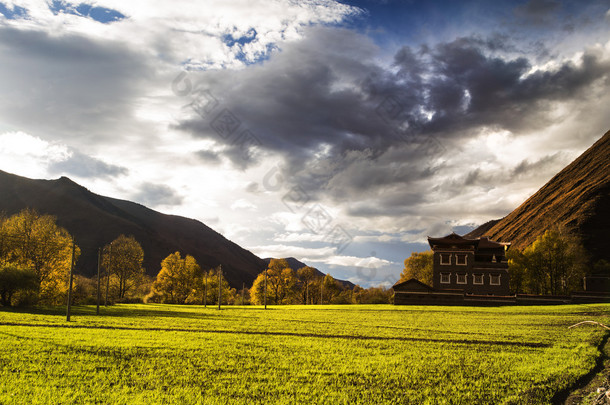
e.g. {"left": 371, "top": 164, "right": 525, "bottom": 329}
{"left": 439, "top": 253, "right": 501, "bottom": 265}
{"left": 440, "top": 253, "right": 468, "bottom": 265}
{"left": 440, "top": 272, "right": 501, "bottom": 286}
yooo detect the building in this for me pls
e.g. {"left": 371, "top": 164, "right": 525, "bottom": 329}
{"left": 428, "top": 233, "right": 510, "bottom": 295}
{"left": 393, "top": 233, "right": 610, "bottom": 306}
{"left": 393, "top": 233, "right": 511, "bottom": 305}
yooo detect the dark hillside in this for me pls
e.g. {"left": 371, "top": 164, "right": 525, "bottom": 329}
{"left": 0, "top": 170, "right": 266, "bottom": 287}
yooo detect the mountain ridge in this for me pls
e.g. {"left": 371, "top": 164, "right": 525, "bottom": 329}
{"left": 0, "top": 170, "right": 267, "bottom": 287}
{"left": 467, "top": 130, "right": 610, "bottom": 264}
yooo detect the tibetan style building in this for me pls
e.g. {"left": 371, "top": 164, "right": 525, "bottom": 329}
{"left": 393, "top": 233, "right": 512, "bottom": 305}
{"left": 393, "top": 233, "right": 610, "bottom": 306}
{"left": 428, "top": 233, "right": 510, "bottom": 295}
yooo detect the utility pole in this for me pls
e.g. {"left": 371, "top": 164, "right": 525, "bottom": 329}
{"left": 96, "top": 247, "right": 101, "bottom": 315}
{"left": 320, "top": 279, "right": 323, "bottom": 305}
{"left": 241, "top": 282, "right": 245, "bottom": 305}
{"left": 66, "top": 239, "right": 76, "bottom": 322}
{"left": 264, "top": 266, "right": 267, "bottom": 310}
{"left": 204, "top": 270, "right": 208, "bottom": 308}
{"left": 105, "top": 243, "right": 112, "bottom": 306}
{"left": 218, "top": 265, "right": 222, "bottom": 310}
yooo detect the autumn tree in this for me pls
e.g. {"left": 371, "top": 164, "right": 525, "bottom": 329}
{"left": 250, "top": 259, "right": 297, "bottom": 305}
{"left": 148, "top": 252, "right": 201, "bottom": 304}
{"left": 0, "top": 265, "right": 37, "bottom": 306}
{"left": 1, "top": 209, "right": 77, "bottom": 304}
{"left": 297, "top": 266, "right": 317, "bottom": 305}
{"left": 508, "top": 228, "right": 587, "bottom": 295}
{"left": 352, "top": 285, "right": 393, "bottom": 304}
{"left": 267, "top": 259, "right": 298, "bottom": 304}
{"left": 250, "top": 271, "right": 269, "bottom": 305}
{"left": 400, "top": 251, "right": 433, "bottom": 286}
{"left": 103, "top": 235, "right": 144, "bottom": 299}
{"left": 321, "top": 273, "right": 344, "bottom": 304}
{"left": 191, "top": 266, "right": 236, "bottom": 305}
{"left": 507, "top": 249, "right": 527, "bottom": 294}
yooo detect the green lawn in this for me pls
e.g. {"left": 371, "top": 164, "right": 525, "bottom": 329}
{"left": 0, "top": 304, "right": 608, "bottom": 404}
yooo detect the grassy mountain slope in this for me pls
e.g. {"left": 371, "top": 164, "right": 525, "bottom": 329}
{"left": 467, "top": 130, "right": 610, "bottom": 264}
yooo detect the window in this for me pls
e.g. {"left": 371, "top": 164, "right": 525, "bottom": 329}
{"left": 440, "top": 254, "right": 451, "bottom": 265}
{"left": 473, "top": 274, "right": 484, "bottom": 285}
{"left": 456, "top": 273, "right": 467, "bottom": 284}
{"left": 440, "top": 273, "right": 451, "bottom": 284}
{"left": 456, "top": 254, "right": 467, "bottom": 266}
{"left": 490, "top": 274, "right": 501, "bottom": 286}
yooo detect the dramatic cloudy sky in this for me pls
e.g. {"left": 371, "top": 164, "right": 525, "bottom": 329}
{"left": 1, "top": 0, "right": 609, "bottom": 287}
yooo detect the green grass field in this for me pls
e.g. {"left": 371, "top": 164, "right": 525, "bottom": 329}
{"left": 0, "top": 304, "right": 608, "bottom": 404}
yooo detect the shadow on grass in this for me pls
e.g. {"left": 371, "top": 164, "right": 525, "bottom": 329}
{"left": 0, "top": 320, "right": 550, "bottom": 348}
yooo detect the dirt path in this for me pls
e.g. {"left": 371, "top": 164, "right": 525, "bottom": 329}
{"left": 562, "top": 335, "right": 610, "bottom": 405}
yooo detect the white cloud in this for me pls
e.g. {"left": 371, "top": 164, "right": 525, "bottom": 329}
{"left": 0, "top": 131, "right": 68, "bottom": 178}
{"left": 249, "top": 244, "right": 336, "bottom": 260}
{"left": 4, "top": 0, "right": 361, "bottom": 69}
{"left": 311, "top": 255, "right": 395, "bottom": 268}
{"left": 230, "top": 199, "right": 257, "bottom": 211}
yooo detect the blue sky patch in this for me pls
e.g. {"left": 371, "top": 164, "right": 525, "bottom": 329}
{"left": 0, "top": 2, "right": 28, "bottom": 19}
{"left": 49, "top": 1, "right": 125, "bottom": 24}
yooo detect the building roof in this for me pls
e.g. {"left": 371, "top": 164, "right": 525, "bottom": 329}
{"left": 392, "top": 278, "right": 434, "bottom": 292}
{"left": 427, "top": 233, "right": 510, "bottom": 249}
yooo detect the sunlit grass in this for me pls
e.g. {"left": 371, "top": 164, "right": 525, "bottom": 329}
{"left": 0, "top": 304, "right": 608, "bottom": 404}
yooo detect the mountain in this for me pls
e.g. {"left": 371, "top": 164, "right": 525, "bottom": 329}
{"left": 0, "top": 170, "right": 266, "bottom": 287}
{"left": 263, "top": 257, "right": 355, "bottom": 289}
{"left": 467, "top": 130, "right": 610, "bottom": 265}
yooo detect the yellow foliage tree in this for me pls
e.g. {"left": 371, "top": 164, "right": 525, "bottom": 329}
{"left": 519, "top": 228, "right": 587, "bottom": 295}
{"left": 251, "top": 259, "right": 297, "bottom": 305}
{"left": 1, "top": 209, "right": 78, "bottom": 304}
{"left": 149, "top": 252, "right": 201, "bottom": 304}
{"left": 297, "top": 266, "right": 317, "bottom": 304}
{"left": 400, "top": 251, "right": 433, "bottom": 286}
{"left": 102, "top": 235, "right": 144, "bottom": 299}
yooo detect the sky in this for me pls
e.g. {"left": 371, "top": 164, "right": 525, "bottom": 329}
{"left": 0, "top": 0, "right": 609, "bottom": 287}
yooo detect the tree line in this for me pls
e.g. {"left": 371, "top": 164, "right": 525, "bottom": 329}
{"left": 399, "top": 227, "right": 608, "bottom": 295}
{"left": 0, "top": 209, "right": 392, "bottom": 307}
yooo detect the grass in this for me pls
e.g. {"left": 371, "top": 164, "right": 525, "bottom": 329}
{"left": 0, "top": 303, "right": 608, "bottom": 404}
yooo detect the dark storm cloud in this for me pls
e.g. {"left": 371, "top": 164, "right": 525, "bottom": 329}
{"left": 132, "top": 183, "right": 183, "bottom": 207}
{"left": 0, "top": 25, "right": 151, "bottom": 142}
{"left": 175, "top": 27, "right": 610, "bottom": 217}
{"left": 515, "top": 0, "right": 561, "bottom": 20}
{"left": 48, "top": 149, "right": 128, "bottom": 179}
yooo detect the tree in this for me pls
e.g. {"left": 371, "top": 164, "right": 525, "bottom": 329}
{"left": 265, "top": 259, "right": 297, "bottom": 304}
{"left": 352, "top": 285, "right": 393, "bottom": 304}
{"left": 148, "top": 252, "right": 201, "bottom": 304}
{"left": 103, "top": 235, "right": 144, "bottom": 299}
{"left": 1, "top": 209, "right": 77, "bottom": 304}
{"left": 0, "top": 265, "right": 37, "bottom": 306}
{"left": 249, "top": 272, "right": 269, "bottom": 305}
{"left": 297, "top": 266, "right": 317, "bottom": 304}
{"left": 506, "top": 249, "right": 527, "bottom": 294}
{"left": 400, "top": 251, "right": 433, "bottom": 286}
{"left": 192, "top": 267, "right": 235, "bottom": 305}
{"left": 250, "top": 259, "right": 298, "bottom": 305}
{"left": 508, "top": 227, "right": 587, "bottom": 295}
{"left": 321, "top": 274, "right": 343, "bottom": 304}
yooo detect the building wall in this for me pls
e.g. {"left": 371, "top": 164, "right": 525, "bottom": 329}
{"left": 432, "top": 250, "right": 510, "bottom": 295}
